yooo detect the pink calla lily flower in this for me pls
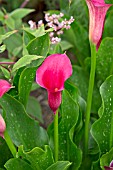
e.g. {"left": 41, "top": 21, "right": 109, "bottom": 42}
{"left": 0, "top": 79, "right": 12, "bottom": 98}
{"left": 0, "top": 114, "right": 6, "bottom": 138}
{"left": 36, "top": 54, "right": 72, "bottom": 114}
{"left": 86, "top": 0, "right": 112, "bottom": 49}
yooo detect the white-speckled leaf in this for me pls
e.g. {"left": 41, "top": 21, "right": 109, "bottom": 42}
{"left": 59, "top": 90, "right": 82, "bottom": 170}
{"left": 0, "top": 94, "right": 48, "bottom": 150}
{"left": 91, "top": 75, "right": 113, "bottom": 154}
{"left": 18, "top": 145, "right": 54, "bottom": 170}
{"left": 12, "top": 55, "right": 43, "bottom": 72}
{"left": 96, "top": 38, "right": 113, "bottom": 82}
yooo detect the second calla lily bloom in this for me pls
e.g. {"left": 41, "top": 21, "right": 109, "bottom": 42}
{"left": 0, "top": 79, "right": 12, "bottom": 98}
{"left": 36, "top": 54, "right": 72, "bottom": 114}
{"left": 86, "top": 0, "right": 112, "bottom": 49}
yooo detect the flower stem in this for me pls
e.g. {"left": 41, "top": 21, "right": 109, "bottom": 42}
{"left": 54, "top": 110, "right": 58, "bottom": 162}
{"left": 84, "top": 42, "right": 96, "bottom": 155}
{"left": 4, "top": 130, "right": 17, "bottom": 158}
{"left": 0, "top": 62, "right": 15, "bottom": 65}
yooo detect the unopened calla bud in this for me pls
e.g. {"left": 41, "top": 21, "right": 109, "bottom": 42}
{"left": 86, "top": 0, "right": 112, "bottom": 49}
{"left": 0, "top": 114, "right": 6, "bottom": 138}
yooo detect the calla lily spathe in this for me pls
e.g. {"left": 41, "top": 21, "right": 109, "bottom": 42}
{"left": 0, "top": 79, "right": 12, "bottom": 98}
{"left": 86, "top": 0, "right": 112, "bottom": 49}
{"left": 36, "top": 54, "right": 72, "bottom": 114}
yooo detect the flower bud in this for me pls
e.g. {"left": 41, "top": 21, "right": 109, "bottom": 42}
{"left": 0, "top": 114, "right": 6, "bottom": 138}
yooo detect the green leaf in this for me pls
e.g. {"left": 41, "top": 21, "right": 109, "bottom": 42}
{"left": 46, "top": 161, "right": 72, "bottom": 170}
{"left": 0, "top": 66, "right": 10, "bottom": 79}
{"left": 0, "top": 10, "right": 4, "bottom": 22}
{"left": 18, "top": 67, "right": 36, "bottom": 107}
{"left": 91, "top": 160, "right": 101, "bottom": 170}
{"left": 70, "top": 0, "right": 88, "bottom": 27}
{"left": 60, "top": 0, "right": 69, "bottom": 11}
{"left": 4, "top": 17, "right": 15, "bottom": 30}
{"left": 48, "top": 89, "right": 82, "bottom": 170}
{"left": 60, "top": 41, "right": 73, "bottom": 51}
{"left": 100, "top": 147, "right": 113, "bottom": 170}
{"left": 18, "top": 145, "right": 54, "bottom": 170}
{"left": 60, "top": 0, "right": 88, "bottom": 28}
{"left": 5, "top": 158, "right": 34, "bottom": 170}
{"left": 0, "top": 94, "right": 48, "bottom": 150}
{"left": 91, "top": 75, "right": 113, "bottom": 154}
{"left": 26, "top": 96, "right": 43, "bottom": 123}
{"left": 0, "top": 30, "right": 17, "bottom": 44}
{"left": 0, "top": 138, "right": 12, "bottom": 168}
{"left": 31, "top": 82, "right": 40, "bottom": 91}
{"left": 3, "top": 32, "right": 22, "bottom": 57}
{"left": 96, "top": 37, "right": 113, "bottom": 82}
{"left": 69, "top": 66, "right": 88, "bottom": 100}
{"left": 62, "top": 21, "right": 90, "bottom": 65}
{"left": 53, "top": 44, "right": 63, "bottom": 54}
{"left": 79, "top": 154, "right": 100, "bottom": 170}
{"left": 103, "top": 11, "right": 113, "bottom": 38}
{"left": 27, "top": 33, "right": 50, "bottom": 57}
{"left": 10, "top": 67, "right": 25, "bottom": 98}
{"left": 9, "top": 8, "right": 34, "bottom": 19}
{"left": 23, "top": 30, "right": 35, "bottom": 46}
{"left": 23, "top": 25, "right": 46, "bottom": 38}
{"left": 12, "top": 55, "right": 43, "bottom": 72}
{"left": 69, "top": 65, "right": 101, "bottom": 113}
{"left": 59, "top": 90, "right": 82, "bottom": 170}
{"left": 49, "top": 44, "right": 63, "bottom": 54}
{"left": 65, "top": 81, "right": 86, "bottom": 115}
{"left": 23, "top": 30, "right": 35, "bottom": 55}
{"left": 0, "top": 45, "right": 6, "bottom": 53}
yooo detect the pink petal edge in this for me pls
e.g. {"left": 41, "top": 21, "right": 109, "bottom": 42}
{"left": 36, "top": 54, "right": 72, "bottom": 91}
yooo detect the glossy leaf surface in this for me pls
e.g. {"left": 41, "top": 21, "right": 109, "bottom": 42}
{"left": 91, "top": 76, "right": 113, "bottom": 154}
{"left": 0, "top": 94, "right": 48, "bottom": 150}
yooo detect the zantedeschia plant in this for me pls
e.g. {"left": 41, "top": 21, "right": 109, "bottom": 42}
{"left": 36, "top": 53, "right": 72, "bottom": 114}
{"left": 36, "top": 53, "right": 72, "bottom": 162}
{"left": 0, "top": 1, "right": 113, "bottom": 169}
{"left": 86, "top": 0, "right": 112, "bottom": 49}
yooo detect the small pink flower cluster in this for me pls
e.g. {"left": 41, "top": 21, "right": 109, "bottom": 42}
{"left": 45, "top": 13, "right": 74, "bottom": 44}
{"left": 28, "top": 20, "right": 43, "bottom": 30}
{"left": 28, "top": 13, "right": 74, "bottom": 44}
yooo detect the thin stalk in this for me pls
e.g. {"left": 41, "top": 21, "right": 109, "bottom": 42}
{"left": 0, "top": 62, "right": 15, "bottom": 65}
{"left": 84, "top": 42, "right": 96, "bottom": 155}
{"left": 54, "top": 110, "right": 58, "bottom": 162}
{"left": 4, "top": 130, "right": 17, "bottom": 158}
{"left": 20, "top": 0, "right": 29, "bottom": 8}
